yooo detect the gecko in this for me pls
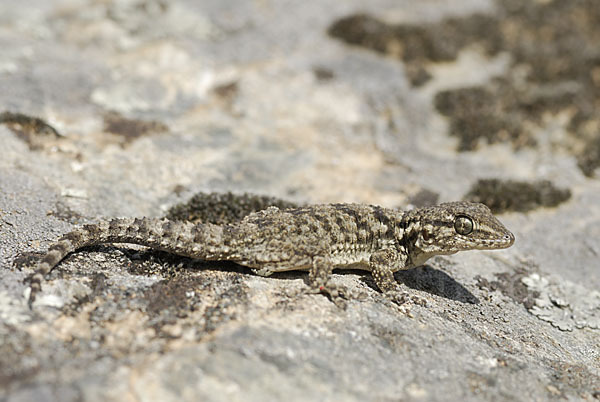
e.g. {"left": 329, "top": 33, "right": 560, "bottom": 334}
{"left": 26, "top": 201, "right": 514, "bottom": 307}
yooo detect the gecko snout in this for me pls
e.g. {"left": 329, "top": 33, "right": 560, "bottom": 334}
{"left": 502, "top": 232, "right": 515, "bottom": 247}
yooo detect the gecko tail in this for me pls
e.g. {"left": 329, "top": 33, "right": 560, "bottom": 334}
{"left": 26, "top": 217, "right": 224, "bottom": 308}
{"left": 27, "top": 225, "right": 91, "bottom": 308}
{"left": 27, "top": 218, "right": 167, "bottom": 308}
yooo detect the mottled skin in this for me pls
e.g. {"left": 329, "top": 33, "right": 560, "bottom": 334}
{"left": 27, "top": 202, "right": 514, "bottom": 307}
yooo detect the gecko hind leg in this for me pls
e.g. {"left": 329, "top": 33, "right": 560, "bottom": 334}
{"left": 306, "top": 255, "right": 351, "bottom": 308}
{"left": 249, "top": 258, "right": 350, "bottom": 308}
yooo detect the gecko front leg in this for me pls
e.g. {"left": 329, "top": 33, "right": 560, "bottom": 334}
{"left": 370, "top": 248, "right": 425, "bottom": 306}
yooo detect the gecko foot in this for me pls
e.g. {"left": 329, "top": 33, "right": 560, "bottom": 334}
{"left": 312, "top": 281, "right": 350, "bottom": 308}
{"left": 320, "top": 283, "right": 351, "bottom": 309}
{"left": 385, "top": 290, "right": 428, "bottom": 307}
{"left": 289, "top": 281, "right": 352, "bottom": 309}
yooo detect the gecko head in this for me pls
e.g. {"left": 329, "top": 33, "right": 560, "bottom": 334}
{"left": 408, "top": 202, "right": 514, "bottom": 259}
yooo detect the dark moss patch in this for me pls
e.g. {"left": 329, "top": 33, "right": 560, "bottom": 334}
{"left": 328, "top": 13, "right": 501, "bottom": 87}
{"left": 213, "top": 81, "right": 239, "bottom": 100}
{"left": 404, "top": 65, "right": 432, "bottom": 87}
{"left": 144, "top": 275, "right": 208, "bottom": 318}
{"left": 464, "top": 179, "right": 571, "bottom": 213}
{"left": 143, "top": 272, "right": 249, "bottom": 335}
{"left": 103, "top": 111, "right": 168, "bottom": 145}
{"left": 313, "top": 66, "right": 335, "bottom": 81}
{"left": 328, "top": 1, "right": 600, "bottom": 177}
{"left": 12, "top": 252, "right": 45, "bottom": 271}
{"left": 1, "top": 111, "right": 62, "bottom": 150}
{"left": 328, "top": 13, "right": 501, "bottom": 66}
{"left": 165, "top": 191, "right": 300, "bottom": 224}
{"left": 171, "top": 184, "right": 187, "bottom": 196}
{"left": 407, "top": 188, "right": 440, "bottom": 208}
{"left": 475, "top": 267, "right": 538, "bottom": 310}
{"left": 434, "top": 83, "right": 537, "bottom": 150}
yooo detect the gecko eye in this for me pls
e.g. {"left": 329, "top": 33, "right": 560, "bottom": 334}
{"left": 454, "top": 216, "right": 473, "bottom": 235}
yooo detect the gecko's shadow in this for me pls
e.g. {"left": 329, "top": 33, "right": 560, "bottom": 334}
{"left": 60, "top": 247, "right": 478, "bottom": 305}
{"left": 115, "top": 247, "right": 253, "bottom": 276}
{"left": 360, "top": 265, "right": 480, "bottom": 304}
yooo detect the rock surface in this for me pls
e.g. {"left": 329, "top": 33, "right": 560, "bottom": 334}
{"left": 1, "top": 0, "right": 599, "bottom": 401}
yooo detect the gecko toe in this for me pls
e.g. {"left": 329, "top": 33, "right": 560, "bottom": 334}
{"left": 385, "top": 290, "right": 427, "bottom": 307}
{"left": 386, "top": 290, "right": 410, "bottom": 305}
